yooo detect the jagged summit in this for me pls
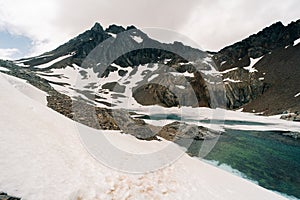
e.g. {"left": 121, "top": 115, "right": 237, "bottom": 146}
{"left": 91, "top": 22, "right": 104, "bottom": 32}
{"left": 105, "top": 24, "right": 125, "bottom": 34}
{"left": 214, "top": 19, "right": 300, "bottom": 70}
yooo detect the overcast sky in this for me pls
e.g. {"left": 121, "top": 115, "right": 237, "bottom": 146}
{"left": 0, "top": 0, "right": 299, "bottom": 59}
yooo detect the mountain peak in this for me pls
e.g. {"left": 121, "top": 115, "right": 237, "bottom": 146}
{"left": 105, "top": 24, "right": 125, "bottom": 34}
{"left": 91, "top": 22, "right": 104, "bottom": 32}
{"left": 126, "top": 25, "right": 137, "bottom": 30}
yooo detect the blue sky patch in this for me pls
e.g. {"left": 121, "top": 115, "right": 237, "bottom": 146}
{"left": 0, "top": 31, "right": 32, "bottom": 59}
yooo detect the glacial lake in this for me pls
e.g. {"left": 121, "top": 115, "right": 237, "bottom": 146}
{"left": 137, "top": 114, "right": 300, "bottom": 199}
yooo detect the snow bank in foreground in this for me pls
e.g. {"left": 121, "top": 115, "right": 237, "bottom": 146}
{"left": 0, "top": 74, "right": 287, "bottom": 200}
{"left": 1, "top": 73, "right": 48, "bottom": 105}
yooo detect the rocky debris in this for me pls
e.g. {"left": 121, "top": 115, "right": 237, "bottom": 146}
{"left": 46, "top": 93, "right": 219, "bottom": 141}
{"left": 280, "top": 112, "right": 300, "bottom": 122}
{"left": 47, "top": 93, "right": 159, "bottom": 139}
{"left": 158, "top": 121, "right": 220, "bottom": 141}
{"left": 47, "top": 93, "right": 119, "bottom": 130}
{"left": 0, "top": 192, "right": 21, "bottom": 200}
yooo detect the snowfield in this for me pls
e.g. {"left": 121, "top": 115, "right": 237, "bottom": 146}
{"left": 0, "top": 73, "right": 288, "bottom": 200}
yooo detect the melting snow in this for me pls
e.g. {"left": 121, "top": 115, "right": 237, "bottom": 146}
{"left": 131, "top": 35, "right": 143, "bottom": 43}
{"left": 170, "top": 72, "right": 194, "bottom": 78}
{"left": 108, "top": 33, "right": 117, "bottom": 38}
{"left": 223, "top": 78, "right": 242, "bottom": 83}
{"left": 220, "top": 61, "right": 227, "bottom": 66}
{"left": 294, "top": 38, "right": 300, "bottom": 46}
{"left": 219, "top": 67, "right": 238, "bottom": 74}
{"left": 243, "top": 57, "right": 263, "bottom": 73}
{"left": 175, "top": 85, "right": 185, "bottom": 89}
{"left": 163, "top": 59, "right": 172, "bottom": 64}
{"left": 0, "top": 66, "right": 10, "bottom": 72}
{"left": 148, "top": 74, "right": 159, "bottom": 82}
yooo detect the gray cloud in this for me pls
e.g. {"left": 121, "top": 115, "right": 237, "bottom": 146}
{"left": 0, "top": 0, "right": 299, "bottom": 56}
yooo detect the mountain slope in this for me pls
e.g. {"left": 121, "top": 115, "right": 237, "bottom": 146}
{"left": 12, "top": 23, "right": 223, "bottom": 110}
{"left": 212, "top": 20, "right": 300, "bottom": 114}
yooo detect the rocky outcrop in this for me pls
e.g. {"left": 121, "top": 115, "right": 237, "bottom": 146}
{"left": 46, "top": 92, "right": 219, "bottom": 141}
{"left": 0, "top": 192, "right": 21, "bottom": 200}
{"left": 133, "top": 83, "right": 180, "bottom": 107}
{"left": 158, "top": 121, "right": 219, "bottom": 141}
{"left": 280, "top": 112, "right": 300, "bottom": 122}
{"left": 47, "top": 93, "right": 119, "bottom": 130}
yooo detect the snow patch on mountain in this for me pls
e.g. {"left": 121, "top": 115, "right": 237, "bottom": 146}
{"left": 243, "top": 57, "right": 263, "bottom": 73}
{"left": 131, "top": 35, "right": 143, "bottom": 43}
{"left": 294, "top": 38, "right": 300, "bottom": 46}
{"left": 223, "top": 78, "right": 242, "bottom": 83}
{"left": 34, "top": 54, "right": 72, "bottom": 69}
{"left": 0, "top": 66, "right": 10, "bottom": 72}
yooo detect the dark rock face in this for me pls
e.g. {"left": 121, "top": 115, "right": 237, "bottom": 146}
{"left": 222, "top": 68, "right": 269, "bottom": 109}
{"left": 212, "top": 19, "right": 300, "bottom": 114}
{"left": 105, "top": 24, "right": 126, "bottom": 34}
{"left": 133, "top": 83, "right": 179, "bottom": 107}
{"left": 242, "top": 44, "right": 300, "bottom": 114}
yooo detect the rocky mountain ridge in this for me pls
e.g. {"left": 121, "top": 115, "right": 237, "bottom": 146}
{"left": 212, "top": 19, "right": 300, "bottom": 114}
{"left": 0, "top": 20, "right": 299, "bottom": 116}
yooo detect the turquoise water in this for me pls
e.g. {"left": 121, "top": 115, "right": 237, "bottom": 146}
{"left": 137, "top": 114, "right": 300, "bottom": 199}
{"left": 187, "top": 129, "right": 300, "bottom": 199}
